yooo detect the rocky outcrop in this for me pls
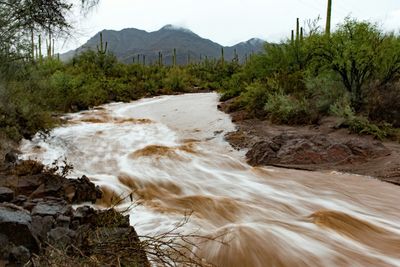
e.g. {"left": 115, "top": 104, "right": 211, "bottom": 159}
{"left": 0, "top": 160, "right": 102, "bottom": 204}
{"left": 246, "top": 134, "right": 390, "bottom": 167}
{"left": 0, "top": 157, "right": 149, "bottom": 267}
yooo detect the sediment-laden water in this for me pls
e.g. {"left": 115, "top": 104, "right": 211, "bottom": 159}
{"left": 20, "top": 93, "right": 400, "bottom": 266}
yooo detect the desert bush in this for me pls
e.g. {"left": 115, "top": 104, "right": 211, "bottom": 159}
{"left": 163, "top": 67, "right": 190, "bottom": 92}
{"left": 264, "top": 91, "right": 314, "bottom": 124}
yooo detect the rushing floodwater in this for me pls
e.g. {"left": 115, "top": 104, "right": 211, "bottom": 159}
{"left": 20, "top": 93, "right": 400, "bottom": 266}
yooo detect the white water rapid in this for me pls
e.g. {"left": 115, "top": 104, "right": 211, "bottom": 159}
{"left": 20, "top": 93, "right": 400, "bottom": 267}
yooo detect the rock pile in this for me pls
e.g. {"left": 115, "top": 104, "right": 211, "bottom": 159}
{"left": 0, "top": 156, "right": 149, "bottom": 267}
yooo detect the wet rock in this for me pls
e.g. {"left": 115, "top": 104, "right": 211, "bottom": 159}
{"left": 11, "top": 195, "right": 28, "bottom": 206}
{"left": 29, "top": 175, "right": 64, "bottom": 199}
{"left": 0, "top": 187, "right": 14, "bottom": 203}
{"left": 4, "top": 151, "right": 18, "bottom": 165}
{"left": 56, "top": 215, "right": 71, "bottom": 228}
{"left": 31, "top": 198, "right": 70, "bottom": 217}
{"left": 0, "top": 204, "right": 39, "bottom": 252}
{"left": 48, "top": 227, "right": 77, "bottom": 248}
{"left": 64, "top": 175, "right": 102, "bottom": 203}
{"left": 32, "top": 216, "right": 55, "bottom": 242}
{"left": 9, "top": 245, "right": 30, "bottom": 264}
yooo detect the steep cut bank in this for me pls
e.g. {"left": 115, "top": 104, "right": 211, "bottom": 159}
{"left": 219, "top": 99, "right": 400, "bottom": 186}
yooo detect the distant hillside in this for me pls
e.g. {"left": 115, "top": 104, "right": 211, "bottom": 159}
{"left": 61, "top": 25, "right": 265, "bottom": 65}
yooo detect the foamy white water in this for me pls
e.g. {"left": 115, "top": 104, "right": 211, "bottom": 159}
{"left": 20, "top": 93, "right": 400, "bottom": 266}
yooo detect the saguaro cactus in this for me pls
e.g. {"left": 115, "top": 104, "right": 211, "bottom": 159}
{"left": 300, "top": 27, "right": 304, "bottom": 42}
{"left": 97, "top": 32, "right": 108, "bottom": 55}
{"left": 291, "top": 30, "right": 294, "bottom": 44}
{"left": 158, "top": 51, "right": 162, "bottom": 66}
{"left": 173, "top": 48, "right": 177, "bottom": 66}
{"left": 326, "top": 0, "right": 332, "bottom": 35}
{"left": 296, "top": 18, "right": 300, "bottom": 42}
{"left": 220, "top": 47, "right": 225, "bottom": 65}
{"left": 233, "top": 49, "right": 239, "bottom": 63}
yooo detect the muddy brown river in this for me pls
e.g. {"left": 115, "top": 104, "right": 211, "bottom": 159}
{"left": 20, "top": 93, "right": 400, "bottom": 266}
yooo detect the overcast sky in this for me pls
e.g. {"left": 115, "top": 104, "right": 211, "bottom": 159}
{"left": 59, "top": 0, "right": 400, "bottom": 53}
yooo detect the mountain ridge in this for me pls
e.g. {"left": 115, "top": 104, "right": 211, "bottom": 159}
{"left": 62, "top": 25, "right": 265, "bottom": 64}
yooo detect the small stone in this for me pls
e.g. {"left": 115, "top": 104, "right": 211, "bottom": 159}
{"left": 0, "top": 187, "right": 14, "bottom": 203}
{"left": 9, "top": 245, "right": 31, "bottom": 264}
{"left": 47, "top": 227, "right": 76, "bottom": 248}
{"left": 56, "top": 215, "right": 71, "bottom": 228}
{"left": 4, "top": 151, "right": 18, "bottom": 164}
{"left": 32, "top": 216, "right": 55, "bottom": 242}
{"left": 31, "top": 200, "right": 69, "bottom": 217}
{"left": 11, "top": 195, "right": 28, "bottom": 206}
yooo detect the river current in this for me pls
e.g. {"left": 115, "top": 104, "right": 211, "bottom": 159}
{"left": 20, "top": 93, "right": 400, "bottom": 266}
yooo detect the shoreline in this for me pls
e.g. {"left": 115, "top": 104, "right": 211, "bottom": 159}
{"left": 219, "top": 99, "right": 400, "bottom": 186}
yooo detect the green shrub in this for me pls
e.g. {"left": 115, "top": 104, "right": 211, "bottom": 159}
{"left": 163, "top": 67, "right": 189, "bottom": 92}
{"left": 264, "top": 91, "right": 313, "bottom": 124}
{"left": 240, "top": 82, "right": 271, "bottom": 116}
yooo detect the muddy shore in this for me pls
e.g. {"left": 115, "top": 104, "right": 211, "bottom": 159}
{"left": 219, "top": 100, "right": 400, "bottom": 186}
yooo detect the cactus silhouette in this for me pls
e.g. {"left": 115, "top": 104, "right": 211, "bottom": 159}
{"left": 291, "top": 30, "right": 294, "bottom": 44}
{"left": 326, "top": 0, "right": 332, "bottom": 35}
{"left": 97, "top": 33, "right": 107, "bottom": 54}
{"left": 300, "top": 27, "right": 304, "bottom": 42}
{"left": 97, "top": 32, "right": 108, "bottom": 55}
{"left": 221, "top": 47, "right": 225, "bottom": 63}
{"left": 173, "top": 48, "right": 177, "bottom": 66}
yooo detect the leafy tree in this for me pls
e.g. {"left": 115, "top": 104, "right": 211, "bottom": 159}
{"left": 311, "top": 18, "right": 400, "bottom": 111}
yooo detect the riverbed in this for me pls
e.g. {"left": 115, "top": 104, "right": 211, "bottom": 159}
{"left": 20, "top": 93, "right": 400, "bottom": 266}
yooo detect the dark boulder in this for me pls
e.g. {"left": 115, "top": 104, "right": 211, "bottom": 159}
{"left": 31, "top": 198, "right": 71, "bottom": 217}
{"left": 4, "top": 151, "right": 18, "bottom": 165}
{"left": 47, "top": 227, "right": 77, "bottom": 249}
{"left": 0, "top": 187, "right": 14, "bottom": 203}
{"left": 64, "top": 175, "right": 102, "bottom": 203}
{"left": 0, "top": 204, "right": 39, "bottom": 252}
{"left": 9, "top": 245, "right": 31, "bottom": 264}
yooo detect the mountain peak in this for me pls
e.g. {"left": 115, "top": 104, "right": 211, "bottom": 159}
{"left": 160, "top": 24, "right": 193, "bottom": 33}
{"left": 246, "top": 38, "right": 265, "bottom": 45}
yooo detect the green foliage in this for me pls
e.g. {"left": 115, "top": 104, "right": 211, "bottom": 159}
{"left": 241, "top": 82, "right": 271, "bottom": 116}
{"left": 264, "top": 91, "right": 314, "bottom": 124}
{"left": 330, "top": 98, "right": 397, "bottom": 140}
{"left": 163, "top": 67, "right": 189, "bottom": 92}
{"left": 310, "top": 18, "right": 400, "bottom": 111}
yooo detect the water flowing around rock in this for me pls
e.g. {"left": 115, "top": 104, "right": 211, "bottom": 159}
{"left": 20, "top": 93, "right": 400, "bottom": 266}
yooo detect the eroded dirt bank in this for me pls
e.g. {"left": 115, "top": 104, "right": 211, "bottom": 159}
{"left": 219, "top": 100, "right": 400, "bottom": 186}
